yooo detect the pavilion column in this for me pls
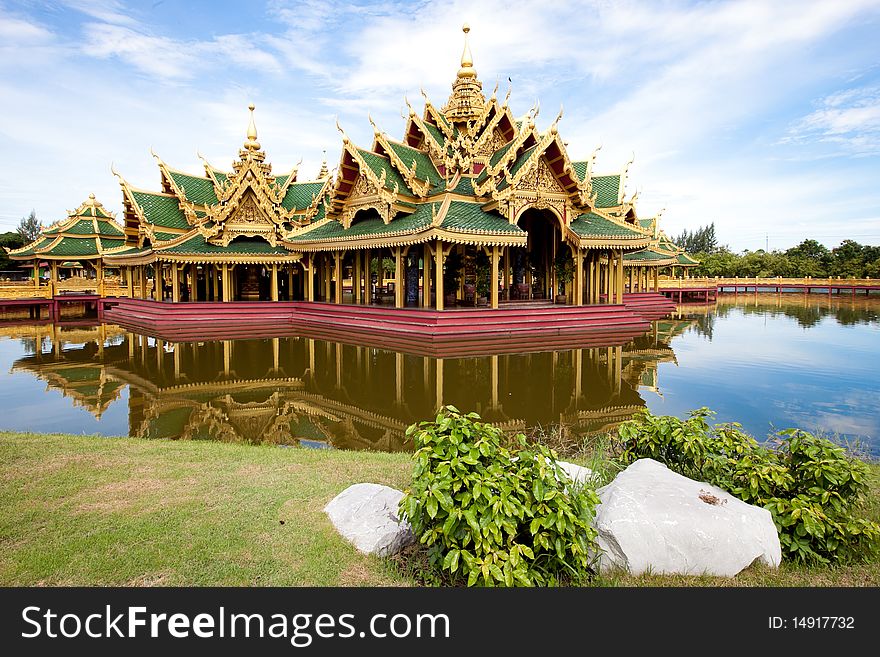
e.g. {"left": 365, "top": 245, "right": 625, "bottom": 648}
{"left": 126, "top": 266, "right": 134, "bottom": 298}
{"left": 364, "top": 249, "right": 373, "bottom": 304}
{"left": 334, "top": 251, "right": 343, "bottom": 304}
{"left": 33, "top": 258, "right": 40, "bottom": 291}
{"left": 393, "top": 247, "right": 404, "bottom": 308}
{"left": 191, "top": 263, "right": 199, "bottom": 301}
{"left": 139, "top": 265, "right": 147, "bottom": 299}
{"left": 270, "top": 263, "right": 279, "bottom": 301}
{"left": 287, "top": 265, "right": 294, "bottom": 301}
{"left": 490, "top": 245, "right": 500, "bottom": 309}
{"left": 421, "top": 243, "right": 430, "bottom": 308}
{"left": 435, "top": 241, "right": 444, "bottom": 311}
{"left": 171, "top": 263, "right": 180, "bottom": 303}
{"left": 574, "top": 248, "right": 583, "bottom": 306}
{"left": 320, "top": 255, "right": 329, "bottom": 301}
{"left": 353, "top": 250, "right": 362, "bottom": 304}
{"left": 305, "top": 257, "right": 314, "bottom": 302}
{"left": 654, "top": 267, "right": 659, "bottom": 292}
{"left": 617, "top": 251, "right": 625, "bottom": 302}
{"left": 377, "top": 256, "right": 385, "bottom": 299}
{"left": 503, "top": 246, "right": 510, "bottom": 301}
{"left": 210, "top": 265, "right": 218, "bottom": 301}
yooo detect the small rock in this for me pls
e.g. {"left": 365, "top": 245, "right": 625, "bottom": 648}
{"left": 594, "top": 459, "right": 781, "bottom": 576}
{"left": 324, "top": 483, "right": 414, "bottom": 557}
{"left": 555, "top": 460, "right": 595, "bottom": 486}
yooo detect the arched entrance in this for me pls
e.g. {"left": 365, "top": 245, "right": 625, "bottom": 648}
{"left": 516, "top": 208, "right": 564, "bottom": 301}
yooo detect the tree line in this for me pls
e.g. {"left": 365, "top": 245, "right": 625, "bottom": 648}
{"left": 673, "top": 223, "right": 880, "bottom": 278}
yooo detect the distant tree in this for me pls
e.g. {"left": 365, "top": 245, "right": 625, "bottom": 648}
{"left": 16, "top": 210, "right": 42, "bottom": 243}
{"left": 673, "top": 222, "right": 718, "bottom": 254}
{"left": 0, "top": 231, "right": 25, "bottom": 271}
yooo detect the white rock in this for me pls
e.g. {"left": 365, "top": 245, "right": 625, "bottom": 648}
{"left": 324, "top": 483, "right": 414, "bottom": 557}
{"left": 594, "top": 459, "right": 781, "bottom": 577}
{"left": 556, "top": 460, "right": 595, "bottom": 486}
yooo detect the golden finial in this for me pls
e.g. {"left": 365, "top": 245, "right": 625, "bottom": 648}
{"left": 457, "top": 23, "right": 476, "bottom": 79}
{"left": 245, "top": 103, "right": 260, "bottom": 150}
{"left": 318, "top": 151, "right": 329, "bottom": 179}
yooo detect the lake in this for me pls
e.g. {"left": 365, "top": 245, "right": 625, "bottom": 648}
{"left": 1, "top": 293, "right": 877, "bottom": 455}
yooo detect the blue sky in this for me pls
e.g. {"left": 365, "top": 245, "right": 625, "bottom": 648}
{"left": 1, "top": 0, "right": 878, "bottom": 251}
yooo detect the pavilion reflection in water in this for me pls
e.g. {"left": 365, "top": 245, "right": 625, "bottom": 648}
{"left": 9, "top": 320, "right": 695, "bottom": 452}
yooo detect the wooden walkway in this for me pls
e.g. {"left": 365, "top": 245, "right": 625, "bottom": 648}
{"left": 658, "top": 277, "right": 880, "bottom": 301}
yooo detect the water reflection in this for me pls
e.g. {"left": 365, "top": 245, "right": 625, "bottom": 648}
{"left": 6, "top": 321, "right": 694, "bottom": 451}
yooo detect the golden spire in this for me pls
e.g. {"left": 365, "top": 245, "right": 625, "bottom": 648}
{"left": 245, "top": 103, "right": 260, "bottom": 151}
{"left": 318, "top": 150, "right": 329, "bottom": 179}
{"left": 458, "top": 23, "right": 475, "bottom": 77}
{"left": 443, "top": 23, "right": 485, "bottom": 123}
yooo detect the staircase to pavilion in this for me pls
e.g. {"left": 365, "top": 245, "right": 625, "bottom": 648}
{"left": 621, "top": 293, "right": 678, "bottom": 320}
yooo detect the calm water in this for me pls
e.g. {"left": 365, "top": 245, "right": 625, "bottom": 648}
{"left": 1, "top": 293, "right": 877, "bottom": 454}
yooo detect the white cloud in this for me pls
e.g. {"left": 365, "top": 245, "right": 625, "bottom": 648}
{"left": 784, "top": 86, "right": 880, "bottom": 156}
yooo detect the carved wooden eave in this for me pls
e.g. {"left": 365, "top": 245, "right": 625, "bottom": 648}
{"left": 372, "top": 131, "right": 432, "bottom": 198}
{"left": 327, "top": 139, "right": 406, "bottom": 226}
{"left": 423, "top": 99, "right": 456, "bottom": 140}
{"left": 472, "top": 120, "right": 539, "bottom": 196}
{"left": 403, "top": 103, "right": 446, "bottom": 160}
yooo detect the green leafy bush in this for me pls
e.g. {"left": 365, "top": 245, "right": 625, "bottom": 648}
{"left": 618, "top": 409, "right": 880, "bottom": 564}
{"left": 401, "top": 406, "right": 600, "bottom": 586}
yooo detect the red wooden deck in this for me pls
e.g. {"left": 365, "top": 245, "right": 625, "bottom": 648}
{"left": 99, "top": 298, "right": 653, "bottom": 357}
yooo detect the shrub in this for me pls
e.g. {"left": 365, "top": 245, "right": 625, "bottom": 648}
{"left": 618, "top": 409, "right": 880, "bottom": 565}
{"left": 401, "top": 406, "right": 600, "bottom": 586}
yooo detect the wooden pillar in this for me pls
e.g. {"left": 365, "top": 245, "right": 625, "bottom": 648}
{"left": 171, "top": 264, "right": 180, "bottom": 303}
{"left": 270, "top": 263, "right": 279, "bottom": 301}
{"left": 139, "top": 265, "right": 147, "bottom": 299}
{"left": 287, "top": 265, "right": 294, "bottom": 301}
{"left": 33, "top": 258, "right": 40, "bottom": 291}
{"left": 334, "top": 251, "right": 343, "bottom": 304}
{"left": 653, "top": 267, "right": 659, "bottom": 292}
{"left": 394, "top": 247, "right": 404, "bottom": 308}
{"left": 421, "top": 243, "right": 430, "bottom": 308}
{"left": 573, "top": 248, "right": 583, "bottom": 306}
{"left": 126, "top": 266, "right": 134, "bottom": 298}
{"left": 364, "top": 250, "right": 372, "bottom": 304}
{"left": 211, "top": 265, "right": 219, "bottom": 302}
{"left": 617, "top": 251, "right": 625, "bottom": 302}
{"left": 49, "top": 261, "right": 58, "bottom": 296}
{"left": 435, "top": 241, "right": 444, "bottom": 311}
{"left": 321, "top": 255, "right": 330, "bottom": 301}
{"left": 305, "top": 257, "right": 314, "bottom": 302}
{"left": 490, "top": 246, "right": 500, "bottom": 309}
{"left": 353, "top": 251, "right": 362, "bottom": 304}
{"left": 395, "top": 351, "right": 404, "bottom": 406}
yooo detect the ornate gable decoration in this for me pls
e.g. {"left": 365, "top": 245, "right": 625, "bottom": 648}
{"left": 186, "top": 105, "right": 301, "bottom": 248}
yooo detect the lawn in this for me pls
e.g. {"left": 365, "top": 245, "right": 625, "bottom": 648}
{"left": 1, "top": 432, "right": 878, "bottom": 586}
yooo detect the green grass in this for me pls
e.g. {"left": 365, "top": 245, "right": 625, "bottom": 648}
{"left": 2, "top": 431, "right": 878, "bottom": 586}
{"left": 0, "top": 432, "right": 413, "bottom": 586}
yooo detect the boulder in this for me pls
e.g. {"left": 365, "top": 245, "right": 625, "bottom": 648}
{"left": 594, "top": 459, "right": 781, "bottom": 576}
{"left": 556, "top": 460, "right": 594, "bottom": 486}
{"left": 324, "top": 483, "right": 414, "bottom": 557}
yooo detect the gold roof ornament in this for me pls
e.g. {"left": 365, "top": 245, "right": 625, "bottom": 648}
{"left": 318, "top": 150, "right": 329, "bottom": 179}
{"left": 442, "top": 23, "right": 486, "bottom": 123}
{"left": 245, "top": 103, "right": 260, "bottom": 151}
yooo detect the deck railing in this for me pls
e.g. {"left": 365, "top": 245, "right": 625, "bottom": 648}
{"left": 0, "top": 277, "right": 134, "bottom": 300}
{"left": 659, "top": 276, "right": 880, "bottom": 289}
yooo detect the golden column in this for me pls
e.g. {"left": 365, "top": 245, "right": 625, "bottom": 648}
{"left": 490, "top": 246, "right": 500, "bottom": 309}
{"left": 353, "top": 251, "right": 362, "bottom": 304}
{"left": 334, "top": 251, "right": 343, "bottom": 304}
{"left": 270, "top": 263, "right": 279, "bottom": 301}
{"left": 435, "top": 241, "right": 444, "bottom": 311}
{"left": 394, "top": 247, "right": 404, "bottom": 308}
{"left": 171, "top": 263, "right": 180, "bottom": 303}
{"left": 364, "top": 249, "right": 372, "bottom": 304}
{"left": 305, "top": 257, "right": 314, "bottom": 302}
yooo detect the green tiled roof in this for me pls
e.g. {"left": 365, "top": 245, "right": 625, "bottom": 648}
{"left": 281, "top": 181, "right": 324, "bottom": 211}
{"left": 423, "top": 122, "right": 445, "bottom": 147}
{"left": 99, "top": 238, "right": 125, "bottom": 251}
{"left": 623, "top": 249, "right": 674, "bottom": 262}
{"left": 448, "top": 177, "right": 476, "bottom": 195}
{"left": 152, "top": 231, "right": 180, "bottom": 242}
{"left": 212, "top": 170, "right": 229, "bottom": 186}
{"left": 592, "top": 175, "right": 621, "bottom": 208}
{"left": 292, "top": 204, "right": 433, "bottom": 243}
{"left": 572, "top": 161, "right": 589, "bottom": 183}
{"left": 131, "top": 191, "right": 189, "bottom": 230}
{"left": 105, "top": 244, "right": 150, "bottom": 257}
{"left": 570, "top": 212, "right": 645, "bottom": 240}
{"left": 495, "top": 145, "right": 538, "bottom": 191}
{"left": 357, "top": 149, "right": 413, "bottom": 196}
{"left": 677, "top": 253, "right": 699, "bottom": 265}
{"left": 46, "top": 237, "right": 99, "bottom": 257}
{"left": 95, "top": 219, "right": 125, "bottom": 236}
{"left": 441, "top": 202, "right": 525, "bottom": 234}
{"left": 489, "top": 140, "right": 517, "bottom": 168}
{"left": 169, "top": 171, "right": 218, "bottom": 205}
{"left": 387, "top": 141, "right": 441, "bottom": 187}
{"left": 158, "top": 234, "right": 295, "bottom": 255}
{"left": 274, "top": 174, "right": 291, "bottom": 190}
{"left": 62, "top": 219, "right": 101, "bottom": 235}
{"left": 638, "top": 218, "right": 654, "bottom": 230}
{"left": 8, "top": 236, "right": 55, "bottom": 258}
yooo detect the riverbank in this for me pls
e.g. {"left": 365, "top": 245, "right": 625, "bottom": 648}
{"left": 1, "top": 432, "right": 878, "bottom": 586}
